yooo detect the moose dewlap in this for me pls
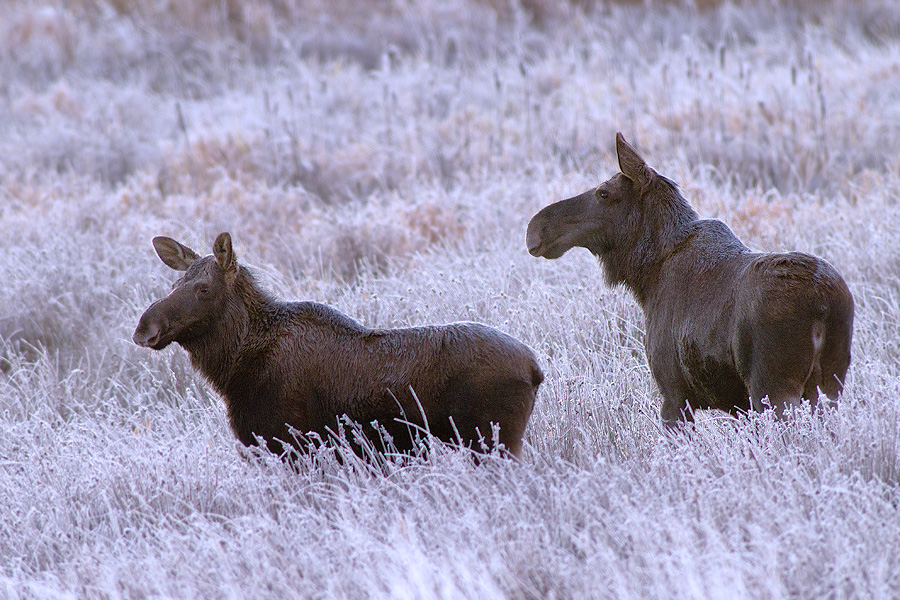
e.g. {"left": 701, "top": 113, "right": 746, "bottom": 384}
{"left": 527, "top": 132, "right": 854, "bottom": 425}
{"left": 133, "top": 232, "right": 542, "bottom": 457}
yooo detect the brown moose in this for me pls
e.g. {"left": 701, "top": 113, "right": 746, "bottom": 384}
{"left": 526, "top": 133, "right": 853, "bottom": 426}
{"left": 133, "top": 233, "right": 542, "bottom": 457}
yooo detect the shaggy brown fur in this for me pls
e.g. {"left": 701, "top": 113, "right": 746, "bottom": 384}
{"left": 134, "top": 233, "right": 542, "bottom": 456}
{"left": 526, "top": 133, "right": 853, "bottom": 426}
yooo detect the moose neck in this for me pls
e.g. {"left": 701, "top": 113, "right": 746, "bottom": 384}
{"left": 603, "top": 180, "right": 699, "bottom": 308}
{"left": 181, "top": 269, "right": 276, "bottom": 393}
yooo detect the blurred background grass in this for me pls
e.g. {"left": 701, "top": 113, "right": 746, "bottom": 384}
{"left": 1, "top": 1, "right": 899, "bottom": 597}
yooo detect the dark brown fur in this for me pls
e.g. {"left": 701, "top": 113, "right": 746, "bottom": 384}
{"left": 133, "top": 233, "right": 542, "bottom": 457}
{"left": 526, "top": 133, "right": 853, "bottom": 426}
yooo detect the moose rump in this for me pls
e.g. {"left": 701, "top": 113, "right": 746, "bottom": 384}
{"left": 526, "top": 132, "right": 853, "bottom": 425}
{"left": 133, "top": 232, "right": 542, "bottom": 457}
{"left": 643, "top": 247, "right": 853, "bottom": 422}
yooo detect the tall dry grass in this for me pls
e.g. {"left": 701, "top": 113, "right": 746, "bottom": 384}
{"left": 1, "top": 0, "right": 899, "bottom": 598}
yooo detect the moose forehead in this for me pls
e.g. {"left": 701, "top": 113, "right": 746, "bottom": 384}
{"left": 605, "top": 171, "right": 681, "bottom": 198}
{"left": 172, "top": 256, "right": 218, "bottom": 287}
{"left": 598, "top": 173, "right": 634, "bottom": 192}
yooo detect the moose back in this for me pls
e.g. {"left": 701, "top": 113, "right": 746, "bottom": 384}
{"left": 526, "top": 133, "right": 853, "bottom": 425}
{"left": 133, "top": 232, "right": 542, "bottom": 456}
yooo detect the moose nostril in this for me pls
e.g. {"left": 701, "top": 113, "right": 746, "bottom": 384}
{"left": 525, "top": 225, "right": 543, "bottom": 254}
{"left": 133, "top": 323, "right": 159, "bottom": 347}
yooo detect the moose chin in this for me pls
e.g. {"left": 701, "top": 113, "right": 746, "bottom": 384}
{"left": 134, "top": 233, "right": 542, "bottom": 457}
{"left": 527, "top": 132, "right": 853, "bottom": 427}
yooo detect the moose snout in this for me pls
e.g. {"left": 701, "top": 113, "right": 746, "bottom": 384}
{"left": 525, "top": 220, "right": 545, "bottom": 256}
{"left": 133, "top": 305, "right": 168, "bottom": 349}
{"left": 132, "top": 319, "right": 161, "bottom": 348}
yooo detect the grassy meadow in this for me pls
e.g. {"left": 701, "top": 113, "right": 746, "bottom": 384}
{"left": 1, "top": 0, "right": 899, "bottom": 597}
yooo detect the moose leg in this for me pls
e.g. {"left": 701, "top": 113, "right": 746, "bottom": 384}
{"left": 660, "top": 396, "right": 694, "bottom": 427}
{"left": 801, "top": 362, "right": 823, "bottom": 408}
{"left": 747, "top": 339, "right": 805, "bottom": 416}
{"left": 656, "top": 375, "right": 695, "bottom": 427}
{"left": 437, "top": 376, "right": 534, "bottom": 458}
{"left": 748, "top": 369, "right": 805, "bottom": 417}
{"left": 755, "top": 317, "right": 851, "bottom": 415}
{"left": 650, "top": 362, "right": 694, "bottom": 428}
{"left": 746, "top": 318, "right": 828, "bottom": 417}
{"left": 817, "top": 331, "right": 851, "bottom": 404}
{"left": 804, "top": 347, "right": 848, "bottom": 412}
{"left": 818, "top": 371, "right": 846, "bottom": 403}
{"left": 485, "top": 378, "right": 537, "bottom": 458}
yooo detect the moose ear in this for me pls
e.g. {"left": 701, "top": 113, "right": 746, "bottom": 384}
{"left": 213, "top": 232, "right": 237, "bottom": 280}
{"left": 616, "top": 132, "right": 655, "bottom": 191}
{"left": 152, "top": 236, "right": 200, "bottom": 271}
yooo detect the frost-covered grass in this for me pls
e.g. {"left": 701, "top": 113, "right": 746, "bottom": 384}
{"left": 1, "top": 0, "right": 899, "bottom": 598}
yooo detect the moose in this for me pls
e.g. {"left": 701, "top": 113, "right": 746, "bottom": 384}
{"left": 526, "top": 133, "right": 854, "bottom": 426}
{"left": 133, "top": 233, "right": 542, "bottom": 457}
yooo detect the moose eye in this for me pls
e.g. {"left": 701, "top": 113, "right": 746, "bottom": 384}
{"left": 196, "top": 285, "right": 210, "bottom": 297}
{"left": 596, "top": 189, "right": 610, "bottom": 200}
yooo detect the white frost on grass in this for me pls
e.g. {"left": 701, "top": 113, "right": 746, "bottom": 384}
{"left": 1, "top": 0, "right": 899, "bottom": 598}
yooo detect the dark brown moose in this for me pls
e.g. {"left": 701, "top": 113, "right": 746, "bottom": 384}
{"left": 133, "top": 233, "right": 542, "bottom": 457}
{"left": 526, "top": 133, "right": 853, "bottom": 426}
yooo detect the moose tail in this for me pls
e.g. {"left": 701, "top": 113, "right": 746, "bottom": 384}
{"left": 801, "top": 320, "right": 826, "bottom": 402}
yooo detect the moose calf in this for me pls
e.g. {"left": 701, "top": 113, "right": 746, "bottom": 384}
{"left": 133, "top": 233, "right": 542, "bottom": 456}
{"left": 526, "top": 133, "right": 853, "bottom": 426}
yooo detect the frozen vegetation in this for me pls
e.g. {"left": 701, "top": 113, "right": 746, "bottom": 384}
{"left": 1, "top": 0, "right": 899, "bottom": 597}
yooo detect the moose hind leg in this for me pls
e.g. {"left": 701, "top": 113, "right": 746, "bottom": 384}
{"left": 818, "top": 328, "right": 851, "bottom": 403}
{"left": 748, "top": 318, "right": 833, "bottom": 416}
{"left": 482, "top": 378, "right": 536, "bottom": 458}
{"left": 438, "top": 375, "right": 534, "bottom": 457}
{"left": 799, "top": 319, "right": 851, "bottom": 410}
{"left": 748, "top": 354, "right": 808, "bottom": 417}
{"left": 750, "top": 383, "right": 804, "bottom": 417}
{"left": 801, "top": 359, "right": 823, "bottom": 408}
{"left": 660, "top": 392, "right": 694, "bottom": 428}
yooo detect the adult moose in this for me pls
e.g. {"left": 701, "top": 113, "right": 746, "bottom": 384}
{"left": 526, "top": 133, "right": 853, "bottom": 426}
{"left": 133, "top": 233, "right": 542, "bottom": 457}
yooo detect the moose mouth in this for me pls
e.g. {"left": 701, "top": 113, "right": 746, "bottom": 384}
{"left": 133, "top": 325, "right": 174, "bottom": 350}
{"left": 146, "top": 337, "right": 173, "bottom": 351}
{"left": 526, "top": 219, "right": 573, "bottom": 259}
{"left": 526, "top": 233, "right": 568, "bottom": 259}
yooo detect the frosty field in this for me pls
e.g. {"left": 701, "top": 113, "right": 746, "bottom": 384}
{"left": 1, "top": 0, "right": 899, "bottom": 598}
